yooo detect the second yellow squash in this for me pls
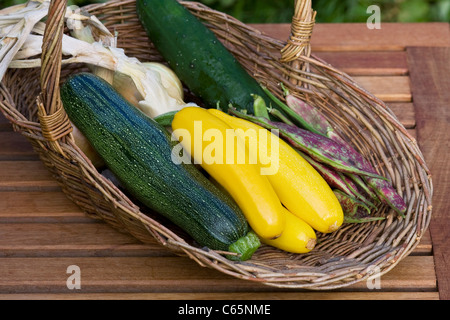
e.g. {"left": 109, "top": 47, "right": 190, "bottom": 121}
{"left": 208, "top": 109, "right": 343, "bottom": 234}
{"left": 171, "top": 107, "right": 286, "bottom": 240}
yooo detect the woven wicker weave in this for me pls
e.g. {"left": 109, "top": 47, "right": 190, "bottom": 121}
{"left": 0, "top": 0, "right": 433, "bottom": 289}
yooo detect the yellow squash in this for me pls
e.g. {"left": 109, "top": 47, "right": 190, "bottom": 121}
{"left": 208, "top": 109, "right": 343, "bottom": 233}
{"left": 262, "top": 207, "right": 317, "bottom": 254}
{"left": 171, "top": 107, "right": 285, "bottom": 240}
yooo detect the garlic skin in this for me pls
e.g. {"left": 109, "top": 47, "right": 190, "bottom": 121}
{"left": 143, "top": 62, "right": 184, "bottom": 102}
{"left": 109, "top": 47, "right": 197, "bottom": 118}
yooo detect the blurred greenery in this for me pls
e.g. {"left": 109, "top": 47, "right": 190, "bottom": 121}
{"left": 196, "top": 0, "right": 450, "bottom": 23}
{"left": 1, "top": 0, "right": 449, "bottom": 23}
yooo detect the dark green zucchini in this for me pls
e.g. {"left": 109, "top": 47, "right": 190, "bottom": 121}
{"left": 60, "top": 72, "right": 259, "bottom": 260}
{"left": 136, "top": 0, "right": 272, "bottom": 114}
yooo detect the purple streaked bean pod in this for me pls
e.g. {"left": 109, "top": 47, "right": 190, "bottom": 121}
{"left": 365, "top": 176, "right": 407, "bottom": 216}
{"left": 261, "top": 85, "right": 323, "bottom": 134}
{"left": 280, "top": 92, "right": 407, "bottom": 216}
{"left": 248, "top": 90, "right": 408, "bottom": 216}
{"left": 335, "top": 136, "right": 407, "bottom": 216}
{"left": 333, "top": 190, "right": 385, "bottom": 224}
{"left": 285, "top": 94, "right": 332, "bottom": 136}
{"left": 346, "top": 173, "right": 379, "bottom": 204}
{"left": 337, "top": 140, "right": 407, "bottom": 215}
{"left": 338, "top": 172, "right": 378, "bottom": 210}
{"left": 299, "top": 151, "right": 376, "bottom": 209}
{"left": 284, "top": 93, "right": 351, "bottom": 146}
{"left": 228, "top": 108, "right": 385, "bottom": 180}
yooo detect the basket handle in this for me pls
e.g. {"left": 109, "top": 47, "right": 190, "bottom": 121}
{"left": 37, "top": 0, "right": 72, "bottom": 153}
{"left": 281, "top": 0, "right": 316, "bottom": 63}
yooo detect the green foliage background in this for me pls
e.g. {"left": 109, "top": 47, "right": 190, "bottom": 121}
{"left": 2, "top": 0, "right": 449, "bottom": 23}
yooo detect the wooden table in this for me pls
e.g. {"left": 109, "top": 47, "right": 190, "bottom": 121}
{"left": 0, "top": 22, "right": 449, "bottom": 300}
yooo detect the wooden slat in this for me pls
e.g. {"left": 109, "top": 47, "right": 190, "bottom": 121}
{"left": 0, "top": 113, "right": 12, "bottom": 132}
{"left": 352, "top": 76, "right": 411, "bottom": 102}
{"left": 315, "top": 51, "right": 408, "bottom": 76}
{"left": 0, "top": 191, "right": 87, "bottom": 222}
{"left": 311, "top": 23, "right": 450, "bottom": 51}
{"left": 0, "top": 223, "right": 166, "bottom": 257}
{"left": 0, "top": 161, "right": 59, "bottom": 191}
{"left": 253, "top": 23, "right": 450, "bottom": 51}
{"left": 0, "top": 256, "right": 436, "bottom": 293}
{"left": 411, "top": 229, "right": 432, "bottom": 255}
{"left": 407, "top": 46, "right": 450, "bottom": 300}
{"left": 0, "top": 220, "right": 431, "bottom": 257}
{"left": 0, "top": 132, "right": 37, "bottom": 160}
{"left": 0, "top": 291, "right": 439, "bottom": 300}
{"left": 387, "top": 103, "right": 415, "bottom": 129}
{"left": 407, "top": 129, "right": 416, "bottom": 140}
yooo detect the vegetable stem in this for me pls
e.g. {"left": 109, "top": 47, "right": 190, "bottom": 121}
{"left": 227, "top": 231, "right": 261, "bottom": 261}
{"left": 251, "top": 94, "right": 269, "bottom": 119}
{"left": 154, "top": 110, "right": 178, "bottom": 127}
{"left": 261, "top": 85, "right": 321, "bottom": 134}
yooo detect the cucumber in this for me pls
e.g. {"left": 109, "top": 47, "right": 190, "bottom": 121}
{"left": 136, "top": 0, "right": 272, "bottom": 114}
{"left": 60, "top": 72, "right": 259, "bottom": 260}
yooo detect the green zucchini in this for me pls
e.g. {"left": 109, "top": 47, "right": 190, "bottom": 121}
{"left": 60, "top": 72, "right": 259, "bottom": 261}
{"left": 136, "top": 0, "right": 272, "bottom": 114}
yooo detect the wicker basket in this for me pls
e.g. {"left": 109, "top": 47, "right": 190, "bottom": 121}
{"left": 0, "top": 0, "right": 433, "bottom": 290}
